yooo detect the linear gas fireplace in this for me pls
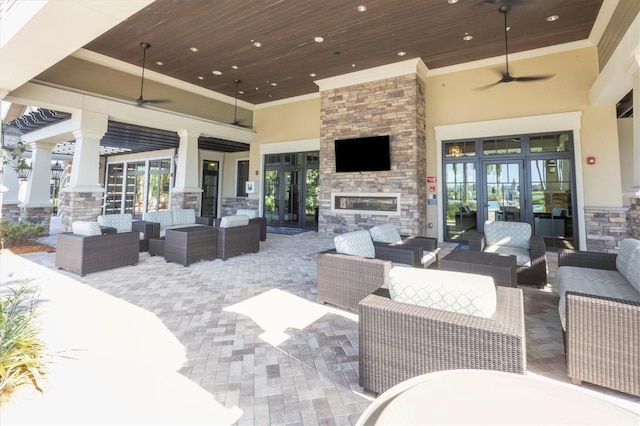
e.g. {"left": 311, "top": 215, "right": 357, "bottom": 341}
{"left": 331, "top": 192, "right": 401, "bottom": 216}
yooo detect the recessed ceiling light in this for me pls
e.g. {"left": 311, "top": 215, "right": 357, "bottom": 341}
{"left": 310, "top": 73, "right": 317, "bottom": 77}
{"left": 212, "top": 70, "right": 222, "bottom": 75}
{"left": 155, "top": 61, "right": 164, "bottom": 66}
{"left": 232, "top": 65, "right": 239, "bottom": 69}
{"left": 357, "top": 5, "right": 367, "bottom": 12}
{"left": 197, "top": 76, "right": 204, "bottom": 80}
{"left": 271, "top": 82, "right": 277, "bottom": 86}
{"left": 189, "top": 47, "right": 199, "bottom": 52}
{"left": 253, "top": 41, "right": 262, "bottom": 47}
{"left": 314, "top": 36, "right": 324, "bottom": 43}
{"left": 352, "top": 63, "right": 356, "bottom": 68}
{"left": 238, "top": 90, "right": 244, "bottom": 95}
{"left": 463, "top": 33, "right": 473, "bottom": 41}
{"left": 448, "top": 0, "right": 459, "bottom": 4}
{"left": 397, "top": 51, "right": 406, "bottom": 56}
{"left": 547, "top": 15, "right": 559, "bottom": 22}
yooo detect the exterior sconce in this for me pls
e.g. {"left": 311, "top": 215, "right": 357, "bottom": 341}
{"left": 1, "top": 122, "right": 22, "bottom": 150}
{"left": 546, "top": 160, "right": 556, "bottom": 174}
{"left": 51, "top": 161, "right": 64, "bottom": 180}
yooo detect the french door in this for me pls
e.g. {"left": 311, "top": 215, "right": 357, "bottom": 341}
{"left": 481, "top": 160, "right": 524, "bottom": 228}
{"left": 201, "top": 160, "right": 219, "bottom": 218}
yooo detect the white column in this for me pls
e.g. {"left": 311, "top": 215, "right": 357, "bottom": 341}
{"left": 174, "top": 128, "right": 202, "bottom": 192}
{"left": 20, "top": 141, "right": 56, "bottom": 208}
{"left": 0, "top": 157, "right": 21, "bottom": 204}
{"left": 67, "top": 111, "right": 108, "bottom": 191}
{"left": 630, "top": 55, "right": 640, "bottom": 191}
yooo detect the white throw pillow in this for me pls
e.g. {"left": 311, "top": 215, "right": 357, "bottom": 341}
{"left": 236, "top": 209, "right": 258, "bottom": 219}
{"left": 389, "top": 267, "right": 497, "bottom": 318}
{"left": 220, "top": 215, "right": 249, "bottom": 228}
{"left": 72, "top": 220, "right": 102, "bottom": 236}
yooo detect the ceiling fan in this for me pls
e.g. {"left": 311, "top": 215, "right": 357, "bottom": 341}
{"left": 477, "top": 5, "right": 554, "bottom": 90}
{"left": 133, "top": 42, "right": 171, "bottom": 106}
{"left": 231, "top": 79, "right": 251, "bottom": 128}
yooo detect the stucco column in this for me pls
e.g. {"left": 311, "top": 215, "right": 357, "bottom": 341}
{"left": 0, "top": 155, "right": 21, "bottom": 223}
{"left": 172, "top": 128, "right": 202, "bottom": 211}
{"left": 59, "top": 111, "right": 108, "bottom": 232}
{"left": 17, "top": 141, "right": 55, "bottom": 233}
{"left": 629, "top": 54, "right": 640, "bottom": 192}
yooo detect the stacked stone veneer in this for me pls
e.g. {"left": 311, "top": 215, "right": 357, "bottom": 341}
{"left": 629, "top": 197, "right": 640, "bottom": 239}
{"left": 584, "top": 206, "right": 630, "bottom": 253}
{"left": 170, "top": 191, "right": 200, "bottom": 211}
{"left": 319, "top": 74, "right": 427, "bottom": 235}
{"left": 0, "top": 203, "right": 20, "bottom": 224}
{"left": 59, "top": 190, "right": 104, "bottom": 232}
{"left": 19, "top": 206, "right": 52, "bottom": 236}
{"left": 221, "top": 197, "right": 259, "bottom": 216}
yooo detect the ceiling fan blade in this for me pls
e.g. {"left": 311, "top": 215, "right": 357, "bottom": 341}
{"left": 474, "top": 80, "right": 503, "bottom": 91}
{"left": 512, "top": 74, "right": 555, "bottom": 82}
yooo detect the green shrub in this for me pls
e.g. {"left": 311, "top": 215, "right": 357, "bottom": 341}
{"left": 0, "top": 283, "right": 45, "bottom": 399}
{"left": 0, "top": 221, "right": 46, "bottom": 246}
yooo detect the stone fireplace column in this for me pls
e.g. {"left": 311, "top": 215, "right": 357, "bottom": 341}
{"left": 172, "top": 128, "right": 203, "bottom": 211}
{"left": 59, "top": 111, "right": 107, "bottom": 232}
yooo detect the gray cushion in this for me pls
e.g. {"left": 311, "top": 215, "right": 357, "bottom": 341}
{"left": 172, "top": 209, "right": 196, "bottom": 226}
{"left": 389, "top": 266, "right": 497, "bottom": 318}
{"left": 97, "top": 213, "right": 132, "bottom": 233}
{"left": 72, "top": 220, "right": 102, "bottom": 236}
{"left": 143, "top": 211, "right": 174, "bottom": 229}
{"left": 334, "top": 230, "right": 376, "bottom": 259}
{"left": 484, "top": 245, "right": 531, "bottom": 267}
{"left": 616, "top": 238, "right": 640, "bottom": 293}
{"left": 369, "top": 223, "right": 402, "bottom": 244}
{"left": 484, "top": 220, "right": 531, "bottom": 249}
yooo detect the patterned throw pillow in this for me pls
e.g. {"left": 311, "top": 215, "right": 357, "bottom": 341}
{"left": 484, "top": 220, "right": 531, "bottom": 249}
{"left": 72, "top": 220, "right": 102, "bottom": 236}
{"left": 172, "top": 209, "right": 196, "bottom": 225}
{"left": 220, "top": 215, "right": 249, "bottom": 228}
{"left": 334, "top": 230, "right": 376, "bottom": 259}
{"left": 97, "top": 213, "right": 133, "bottom": 233}
{"left": 144, "top": 211, "right": 173, "bottom": 229}
{"left": 616, "top": 238, "right": 640, "bottom": 293}
{"left": 369, "top": 223, "right": 402, "bottom": 244}
{"left": 389, "top": 266, "right": 497, "bottom": 318}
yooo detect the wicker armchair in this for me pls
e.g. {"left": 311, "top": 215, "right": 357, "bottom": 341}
{"left": 369, "top": 223, "right": 438, "bottom": 268}
{"left": 214, "top": 216, "right": 261, "bottom": 260}
{"left": 557, "top": 244, "right": 640, "bottom": 397}
{"left": 359, "top": 285, "right": 526, "bottom": 395}
{"left": 469, "top": 220, "right": 547, "bottom": 288}
{"left": 55, "top": 228, "right": 140, "bottom": 276}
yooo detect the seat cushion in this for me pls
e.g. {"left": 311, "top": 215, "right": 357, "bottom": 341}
{"left": 334, "top": 230, "right": 376, "bottom": 259}
{"left": 144, "top": 211, "right": 174, "bottom": 229}
{"left": 220, "top": 215, "right": 249, "bottom": 228}
{"left": 389, "top": 266, "right": 497, "bottom": 318}
{"left": 484, "top": 220, "right": 531, "bottom": 249}
{"left": 172, "top": 209, "right": 196, "bottom": 226}
{"left": 236, "top": 209, "right": 258, "bottom": 219}
{"left": 97, "top": 213, "right": 132, "bottom": 233}
{"left": 616, "top": 238, "right": 640, "bottom": 293}
{"left": 557, "top": 265, "right": 640, "bottom": 330}
{"left": 369, "top": 223, "right": 402, "bottom": 244}
{"left": 484, "top": 245, "right": 531, "bottom": 267}
{"left": 72, "top": 220, "right": 102, "bottom": 236}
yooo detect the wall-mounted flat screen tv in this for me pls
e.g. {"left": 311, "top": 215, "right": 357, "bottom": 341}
{"left": 334, "top": 135, "right": 391, "bottom": 172}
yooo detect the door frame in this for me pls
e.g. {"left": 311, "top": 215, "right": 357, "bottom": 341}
{"left": 435, "top": 112, "right": 585, "bottom": 249}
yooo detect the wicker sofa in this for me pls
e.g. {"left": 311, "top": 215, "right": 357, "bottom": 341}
{"left": 142, "top": 209, "right": 209, "bottom": 237}
{"left": 317, "top": 230, "right": 430, "bottom": 312}
{"left": 359, "top": 266, "right": 526, "bottom": 395}
{"left": 557, "top": 238, "right": 640, "bottom": 397}
{"left": 469, "top": 220, "right": 547, "bottom": 288}
{"left": 55, "top": 220, "right": 139, "bottom": 276}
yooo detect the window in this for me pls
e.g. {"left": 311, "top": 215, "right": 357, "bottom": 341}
{"left": 236, "top": 160, "right": 249, "bottom": 197}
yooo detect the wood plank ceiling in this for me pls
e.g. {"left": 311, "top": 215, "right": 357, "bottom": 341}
{"left": 85, "top": 0, "right": 604, "bottom": 104}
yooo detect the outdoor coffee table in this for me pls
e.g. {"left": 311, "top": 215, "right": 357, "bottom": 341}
{"left": 164, "top": 226, "right": 217, "bottom": 266}
{"left": 440, "top": 249, "right": 517, "bottom": 287}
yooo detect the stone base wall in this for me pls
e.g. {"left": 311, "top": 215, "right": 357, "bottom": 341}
{"left": 19, "top": 206, "right": 52, "bottom": 236}
{"left": 0, "top": 203, "right": 20, "bottom": 224}
{"left": 584, "top": 206, "right": 630, "bottom": 253}
{"left": 319, "top": 73, "right": 427, "bottom": 236}
{"left": 221, "top": 197, "right": 259, "bottom": 217}
{"left": 59, "top": 191, "right": 104, "bottom": 232}
{"left": 629, "top": 197, "right": 640, "bottom": 239}
{"left": 170, "top": 192, "right": 200, "bottom": 211}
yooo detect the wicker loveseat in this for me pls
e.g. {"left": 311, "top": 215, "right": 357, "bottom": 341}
{"left": 142, "top": 209, "right": 209, "bottom": 237}
{"left": 317, "top": 230, "right": 431, "bottom": 312}
{"left": 556, "top": 238, "right": 640, "bottom": 397}
{"left": 359, "top": 266, "right": 526, "bottom": 395}
{"left": 55, "top": 220, "right": 139, "bottom": 276}
{"left": 469, "top": 220, "right": 547, "bottom": 288}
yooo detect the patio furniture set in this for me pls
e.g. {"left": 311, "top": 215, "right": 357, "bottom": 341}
{"left": 55, "top": 209, "right": 262, "bottom": 274}
{"left": 318, "top": 221, "right": 640, "bottom": 398}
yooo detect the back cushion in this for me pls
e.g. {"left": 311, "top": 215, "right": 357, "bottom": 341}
{"left": 236, "top": 209, "right": 258, "bottom": 219}
{"left": 97, "top": 214, "right": 132, "bottom": 233}
{"left": 172, "top": 209, "right": 196, "bottom": 225}
{"left": 484, "top": 220, "right": 531, "bottom": 249}
{"left": 144, "top": 211, "right": 174, "bottom": 228}
{"left": 389, "top": 267, "right": 497, "bottom": 318}
{"left": 369, "top": 223, "right": 402, "bottom": 244}
{"left": 220, "top": 215, "right": 249, "bottom": 228}
{"left": 334, "top": 230, "right": 375, "bottom": 259}
{"left": 72, "top": 220, "right": 102, "bottom": 236}
{"left": 616, "top": 238, "right": 640, "bottom": 293}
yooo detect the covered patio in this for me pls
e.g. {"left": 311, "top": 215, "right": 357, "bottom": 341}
{"left": 1, "top": 219, "right": 638, "bottom": 424}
